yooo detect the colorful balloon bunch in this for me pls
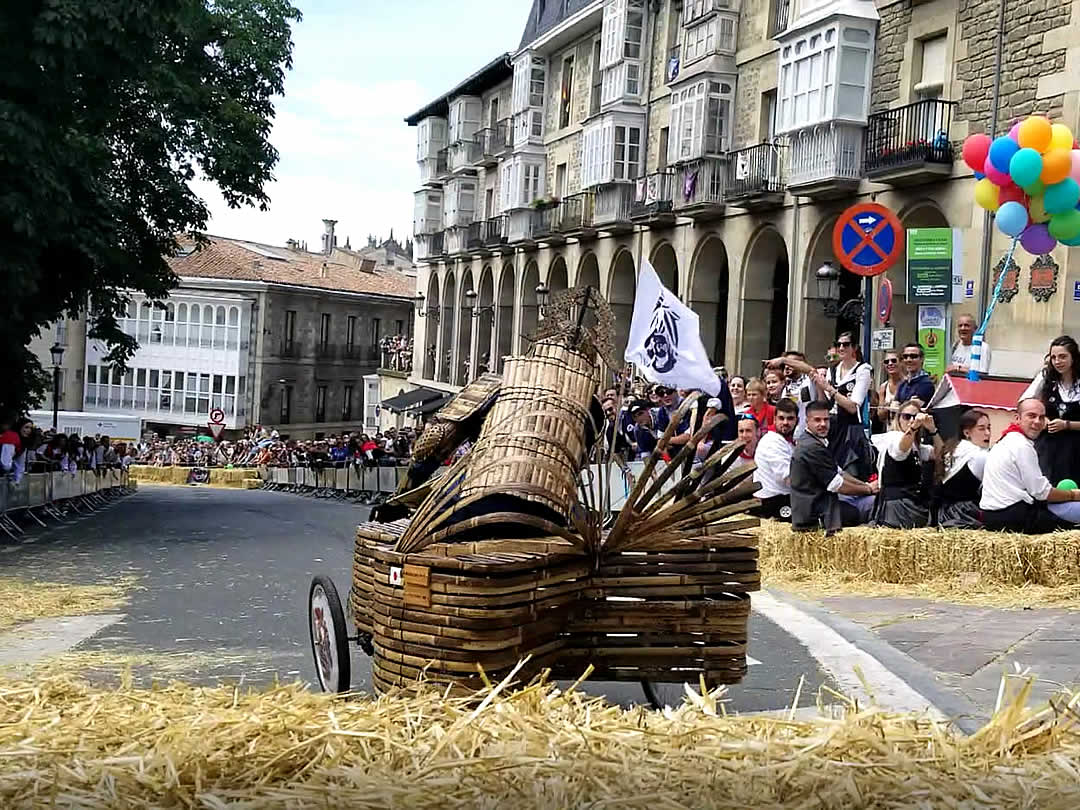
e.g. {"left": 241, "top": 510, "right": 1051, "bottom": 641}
{"left": 963, "top": 115, "right": 1080, "bottom": 253}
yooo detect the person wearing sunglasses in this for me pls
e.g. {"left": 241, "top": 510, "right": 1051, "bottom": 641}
{"left": 895, "top": 343, "right": 935, "bottom": 405}
{"left": 869, "top": 399, "right": 941, "bottom": 528}
{"left": 815, "top": 332, "right": 875, "bottom": 481}
{"left": 874, "top": 351, "right": 904, "bottom": 434}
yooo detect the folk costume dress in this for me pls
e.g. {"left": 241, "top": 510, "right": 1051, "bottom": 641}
{"left": 1021, "top": 371, "right": 1080, "bottom": 486}
{"left": 826, "top": 360, "right": 875, "bottom": 481}
{"left": 870, "top": 430, "right": 932, "bottom": 529}
{"left": 936, "top": 440, "right": 987, "bottom": 528}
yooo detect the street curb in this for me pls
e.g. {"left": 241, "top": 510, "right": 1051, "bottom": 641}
{"left": 767, "top": 588, "right": 990, "bottom": 735}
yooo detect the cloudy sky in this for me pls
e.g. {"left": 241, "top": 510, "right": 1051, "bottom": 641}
{"left": 191, "top": 0, "right": 530, "bottom": 249}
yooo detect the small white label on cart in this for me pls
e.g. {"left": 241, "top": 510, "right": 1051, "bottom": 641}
{"left": 389, "top": 566, "right": 403, "bottom": 587}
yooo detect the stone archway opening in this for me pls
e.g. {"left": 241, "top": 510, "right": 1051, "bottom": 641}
{"left": 651, "top": 242, "right": 678, "bottom": 296}
{"left": 424, "top": 274, "right": 440, "bottom": 380}
{"left": 689, "top": 236, "right": 729, "bottom": 367}
{"left": 741, "top": 227, "right": 790, "bottom": 372}
{"left": 521, "top": 260, "right": 540, "bottom": 345}
{"left": 477, "top": 264, "right": 495, "bottom": 377}
{"left": 577, "top": 252, "right": 600, "bottom": 292}
{"left": 457, "top": 267, "right": 474, "bottom": 385}
{"left": 548, "top": 256, "right": 569, "bottom": 296}
{"left": 440, "top": 271, "right": 457, "bottom": 384}
{"left": 496, "top": 263, "right": 514, "bottom": 372}
{"left": 608, "top": 249, "right": 636, "bottom": 364}
{"left": 802, "top": 215, "right": 853, "bottom": 365}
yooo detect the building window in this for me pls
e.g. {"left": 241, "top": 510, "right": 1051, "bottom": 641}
{"left": 531, "top": 110, "right": 543, "bottom": 138}
{"left": 55, "top": 320, "right": 68, "bottom": 346}
{"left": 555, "top": 162, "right": 568, "bottom": 198}
{"left": 624, "top": 1, "right": 644, "bottom": 59}
{"left": 319, "top": 313, "right": 331, "bottom": 350}
{"left": 280, "top": 385, "right": 292, "bottom": 424}
{"left": 590, "top": 39, "right": 603, "bottom": 116}
{"left": 371, "top": 317, "right": 381, "bottom": 346}
{"left": 284, "top": 310, "right": 296, "bottom": 353}
{"left": 342, "top": 385, "right": 353, "bottom": 421}
{"left": 489, "top": 97, "right": 499, "bottom": 129}
{"left": 614, "top": 125, "right": 641, "bottom": 180}
{"left": 914, "top": 34, "right": 947, "bottom": 99}
{"left": 777, "top": 23, "right": 871, "bottom": 132}
{"left": 521, "top": 163, "right": 541, "bottom": 206}
{"left": 346, "top": 315, "right": 356, "bottom": 353}
{"left": 659, "top": 127, "right": 670, "bottom": 170}
{"left": 669, "top": 79, "right": 733, "bottom": 161}
{"left": 529, "top": 57, "right": 546, "bottom": 107}
{"left": 315, "top": 385, "right": 327, "bottom": 423}
{"left": 559, "top": 55, "right": 574, "bottom": 128}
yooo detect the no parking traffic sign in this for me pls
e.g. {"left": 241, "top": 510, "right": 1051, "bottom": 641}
{"left": 832, "top": 203, "right": 904, "bottom": 277}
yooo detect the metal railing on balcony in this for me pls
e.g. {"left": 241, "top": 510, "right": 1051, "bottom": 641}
{"left": 787, "top": 122, "right": 864, "bottom": 189}
{"left": 531, "top": 206, "right": 559, "bottom": 239}
{"left": 725, "top": 141, "right": 788, "bottom": 199}
{"left": 482, "top": 216, "right": 507, "bottom": 247}
{"left": 864, "top": 99, "right": 957, "bottom": 175}
{"left": 631, "top": 171, "right": 675, "bottom": 219}
{"left": 593, "top": 184, "right": 634, "bottom": 226}
{"left": 429, "top": 230, "right": 445, "bottom": 256}
{"left": 466, "top": 220, "right": 485, "bottom": 250}
{"left": 769, "top": 0, "right": 791, "bottom": 37}
{"left": 560, "top": 192, "right": 594, "bottom": 231}
{"left": 468, "top": 128, "right": 501, "bottom": 164}
{"left": 673, "top": 157, "right": 728, "bottom": 210}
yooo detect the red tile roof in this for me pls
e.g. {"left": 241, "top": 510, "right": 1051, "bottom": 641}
{"left": 168, "top": 236, "right": 415, "bottom": 300}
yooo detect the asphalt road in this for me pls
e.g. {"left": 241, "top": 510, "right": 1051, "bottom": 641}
{"left": 1, "top": 486, "right": 836, "bottom": 712}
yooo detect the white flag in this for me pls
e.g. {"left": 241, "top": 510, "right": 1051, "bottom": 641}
{"left": 624, "top": 258, "right": 722, "bottom": 396}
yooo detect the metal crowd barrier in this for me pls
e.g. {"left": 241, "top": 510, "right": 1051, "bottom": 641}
{"left": 257, "top": 460, "right": 676, "bottom": 510}
{"left": 0, "top": 469, "right": 133, "bottom": 540}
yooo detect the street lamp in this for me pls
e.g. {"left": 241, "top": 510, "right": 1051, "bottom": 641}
{"left": 49, "top": 342, "right": 64, "bottom": 431}
{"left": 413, "top": 291, "right": 439, "bottom": 322}
{"left": 464, "top": 289, "right": 493, "bottom": 319}
{"left": 535, "top": 282, "right": 550, "bottom": 314}
{"left": 815, "top": 261, "right": 864, "bottom": 321}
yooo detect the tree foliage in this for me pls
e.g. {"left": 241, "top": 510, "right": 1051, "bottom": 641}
{"left": 0, "top": 0, "right": 301, "bottom": 420}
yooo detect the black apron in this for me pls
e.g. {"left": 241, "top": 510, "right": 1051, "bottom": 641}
{"left": 872, "top": 437, "right": 928, "bottom": 529}
{"left": 1035, "top": 385, "right": 1080, "bottom": 486}
{"left": 937, "top": 464, "right": 982, "bottom": 528}
{"left": 828, "top": 363, "right": 874, "bottom": 481}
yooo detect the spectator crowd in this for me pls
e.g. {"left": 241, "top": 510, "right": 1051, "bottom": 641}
{"left": 601, "top": 314, "right": 1080, "bottom": 536}
{"left": 0, "top": 420, "right": 134, "bottom": 481}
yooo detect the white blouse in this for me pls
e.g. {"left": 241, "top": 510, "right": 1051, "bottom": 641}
{"left": 828, "top": 361, "right": 872, "bottom": 415}
{"left": 943, "top": 439, "right": 988, "bottom": 483}
{"left": 1020, "top": 370, "right": 1080, "bottom": 404}
{"left": 870, "top": 430, "right": 932, "bottom": 476}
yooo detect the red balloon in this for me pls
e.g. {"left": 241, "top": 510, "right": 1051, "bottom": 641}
{"left": 998, "top": 184, "right": 1028, "bottom": 206}
{"left": 962, "top": 134, "right": 992, "bottom": 173}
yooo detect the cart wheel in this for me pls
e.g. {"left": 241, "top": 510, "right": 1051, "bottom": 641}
{"left": 309, "top": 575, "right": 351, "bottom": 693}
{"left": 640, "top": 678, "right": 699, "bottom": 711}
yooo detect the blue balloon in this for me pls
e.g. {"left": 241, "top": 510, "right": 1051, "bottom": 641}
{"left": 974, "top": 171, "right": 986, "bottom": 180}
{"left": 1009, "top": 148, "right": 1043, "bottom": 188}
{"left": 989, "top": 136, "right": 1021, "bottom": 174}
{"left": 1045, "top": 178, "right": 1080, "bottom": 214}
{"left": 995, "top": 201, "right": 1029, "bottom": 238}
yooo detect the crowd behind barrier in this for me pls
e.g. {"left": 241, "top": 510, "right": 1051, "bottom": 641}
{"left": 0, "top": 469, "right": 133, "bottom": 540}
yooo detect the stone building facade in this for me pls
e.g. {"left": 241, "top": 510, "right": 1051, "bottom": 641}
{"left": 407, "top": 0, "right": 1080, "bottom": 393}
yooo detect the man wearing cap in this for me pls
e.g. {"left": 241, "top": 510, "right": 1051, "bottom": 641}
{"left": 628, "top": 400, "right": 657, "bottom": 459}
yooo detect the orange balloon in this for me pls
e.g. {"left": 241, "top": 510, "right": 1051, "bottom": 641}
{"left": 1018, "top": 116, "right": 1054, "bottom": 153}
{"left": 1041, "top": 149, "right": 1073, "bottom": 184}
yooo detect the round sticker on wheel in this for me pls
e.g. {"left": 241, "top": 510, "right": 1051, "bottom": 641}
{"left": 209, "top": 408, "right": 225, "bottom": 424}
{"left": 780, "top": 505, "right": 792, "bottom": 519}
{"left": 308, "top": 576, "right": 350, "bottom": 693}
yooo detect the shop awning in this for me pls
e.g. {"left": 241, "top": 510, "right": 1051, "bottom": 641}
{"left": 930, "top": 374, "right": 1029, "bottom": 411}
{"left": 414, "top": 393, "right": 453, "bottom": 415}
{"left": 381, "top": 387, "right": 445, "bottom": 413}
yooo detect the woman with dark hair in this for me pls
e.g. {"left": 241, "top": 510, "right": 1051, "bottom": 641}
{"left": 728, "top": 375, "right": 748, "bottom": 414}
{"left": 870, "top": 398, "right": 940, "bottom": 528}
{"left": 935, "top": 409, "right": 991, "bottom": 528}
{"left": 818, "top": 331, "right": 875, "bottom": 480}
{"left": 1021, "top": 335, "right": 1080, "bottom": 484}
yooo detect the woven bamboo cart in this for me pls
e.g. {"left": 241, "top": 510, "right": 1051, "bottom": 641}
{"left": 308, "top": 287, "right": 761, "bottom": 707}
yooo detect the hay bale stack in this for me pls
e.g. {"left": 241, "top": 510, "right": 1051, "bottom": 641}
{"left": 127, "top": 465, "right": 186, "bottom": 485}
{"left": 758, "top": 521, "right": 1080, "bottom": 587}
{"left": 0, "top": 673, "right": 1076, "bottom": 807}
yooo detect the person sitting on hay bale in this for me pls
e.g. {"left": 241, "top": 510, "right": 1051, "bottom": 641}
{"left": 980, "top": 398, "right": 1080, "bottom": 534}
{"left": 869, "top": 399, "right": 941, "bottom": 529}
{"left": 751, "top": 397, "right": 798, "bottom": 521}
{"left": 790, "top": 401, "right": 879, "bottom": 534}
{"left": 934, "top": 408, "right": 991, "bottom": 529}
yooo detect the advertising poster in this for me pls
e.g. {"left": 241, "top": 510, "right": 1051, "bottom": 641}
{"left": 907, "top": 228, "right": 953, "bottom": 303}
{"left": 918, "top": 305, "right": 947, "bottom": 379}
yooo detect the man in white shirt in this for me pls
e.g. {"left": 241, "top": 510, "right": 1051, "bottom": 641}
{"left": 947, "top": 313, "right": 991, "bottom": 375}
{"left": 753, "top": 398, "right": 798, "bottom": 520}
{"left": 981, "top": 398, "right": 1080, "bottom": 533}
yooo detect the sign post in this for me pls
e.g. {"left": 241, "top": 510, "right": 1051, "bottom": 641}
{"left": 208, "top": 408, "right": 226, "bottom": 442}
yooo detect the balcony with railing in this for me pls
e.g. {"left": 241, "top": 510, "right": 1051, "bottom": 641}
{"left": 787, "top": 122, "right": 864, "bottom": 199}
{"left": 864, "top": 99, "right": 957, "bottom": 185}
{"left": 673, "top": 157, "right": 728, "bottom": 220}
{"left": 592, "top": 183, "right": 634, "bottom": 232}
{"left": 468, "top": 121, "right": 510, "bottom": 167}
{"left": 630, "top": 171, "right": 676, "bottom": 227}
{"left": 446, "top": 227, "right": 470, "bottom": 256}
{"left": 482, "top": 215, "right": 509, "bottom": 250}
{"left": 724, "top": 141, "right": 788, "bottom": 209}
{"left": 429, "top": 230, "right": 446, "bottom": 257}
{"left": 466, "top": 220, "right": 487, "bottom": 252}
{"left": 530, "top": 205, "right": 565, "bottom": 245}
{"left": 560, "top": 192, "right": 596, "bottom": 238}
{"left": 506, "top": 208, "right": 537, "bottom": 245}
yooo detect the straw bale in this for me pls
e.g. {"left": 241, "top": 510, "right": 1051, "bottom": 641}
{"left": 758, "top": 521, "right": 1080, "bottom": 608}
{"left": 0, "top": 577, "right": 132, "bottom": 631}
{"left": 0, "top": 670, "right": 1077, "bottom": 808}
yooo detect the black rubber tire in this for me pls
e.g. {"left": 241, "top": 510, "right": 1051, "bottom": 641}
{"left": 641, "top": 678, "right": 702, "bottom": 711}
{"left": 308, "top": 575, "right": 351, "bottom": 693}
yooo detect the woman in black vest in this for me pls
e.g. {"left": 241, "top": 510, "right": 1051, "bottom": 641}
{"left": 1022, "top": 335, "right": 1080, "bottom": 486}
{"left": 934, "top": 408, "right": 991, "bottom": 528}
{"left": 871, "top": 399, "right": 941, "bottom": 528}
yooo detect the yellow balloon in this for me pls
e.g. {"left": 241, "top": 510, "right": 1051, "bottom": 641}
{"left": 974, "top": 177, "right": 1001, "bottom": 212}
{"left": 1050, "top": 123, "right": 1075, "bottom": 152}
{"left": 1018, "top": 116, "right": 1054, "bottom": 153}
{"left": 1030, "top": 194, "right": 1051, "bottom": 224}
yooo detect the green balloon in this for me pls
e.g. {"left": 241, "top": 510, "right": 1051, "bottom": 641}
{"left": 1049, "top": 209, "right": 1080, "bottom": 242}
{"left": 1058, "top": 479, "right": 1078, "bottom": 491}
{"left": 1023, "top": 179, "right": 1046, "bottom": 197}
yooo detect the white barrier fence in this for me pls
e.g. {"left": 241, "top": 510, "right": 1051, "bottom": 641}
{"left": 260, "top": 461, "right": 676, "bottom": 505}
{"left": 1, "top": 469, "right": 130, "bottom": 518}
